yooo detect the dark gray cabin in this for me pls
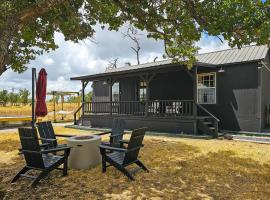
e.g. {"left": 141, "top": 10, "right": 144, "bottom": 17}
{"left": 71, "top": 45, "right": 270, "bottom": 136}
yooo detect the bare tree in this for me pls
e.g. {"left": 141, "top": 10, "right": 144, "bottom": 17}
{"left": 105, "top": 58, "right": 118, "bottom": 71}
{"left": 122, "top": 26, "right": 142, "bottom": 65}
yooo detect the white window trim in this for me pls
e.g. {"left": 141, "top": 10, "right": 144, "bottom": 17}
{"left": 197, "top": 72, "right": 217, "bottom": 104}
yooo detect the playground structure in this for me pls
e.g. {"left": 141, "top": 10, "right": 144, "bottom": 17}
{"left": 47, "top": 91, "right": 80, "bottom": 122}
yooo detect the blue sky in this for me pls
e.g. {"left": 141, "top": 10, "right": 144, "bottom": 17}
{"left": 0, "top": 26, "right": 229, "bottom": 93}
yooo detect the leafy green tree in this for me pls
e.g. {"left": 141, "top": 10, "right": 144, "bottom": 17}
{"left": 67, "top": 95, "right": 81, "bottom": 103}
{"left": 0, "top": 0, "right": 269, "bottom": 75}
{"left": 0, "top": 90, "right": 9, "bottom": 106}
{"left": 85, "top": 91, "right": 93, "bottom": 102}
{"left": 8, "top": 92, "right": 20, "bottom": 106}
{"left": 18, "top": 88, "right": 30, "bottom": 105}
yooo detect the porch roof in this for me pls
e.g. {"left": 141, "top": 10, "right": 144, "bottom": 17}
{"left": 70, "top": 61, "right": 212, "bottom": 81}
{"left": 71, "top": 45, "right": 268, "bottom": 81}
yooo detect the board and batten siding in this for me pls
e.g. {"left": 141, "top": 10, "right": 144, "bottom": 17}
{"left": 260, "top": 51, "right": 270, "bottom": 130}
{"left": 92, "top": 81, "right": 110, "bottom": 102}
{"left": 202, "top": 62, "right": 261, "bottom": 132}
{"left": 150, "top": 70, "right": 193, "bottom": 100}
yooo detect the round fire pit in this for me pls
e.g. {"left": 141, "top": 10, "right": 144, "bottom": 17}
{"left": 67, "top": 135, "right": 101, "bottom": 170}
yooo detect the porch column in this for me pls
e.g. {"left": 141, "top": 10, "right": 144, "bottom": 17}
{"left": 145, "top": 81, "right": 150, "bottom": 116}
{"left": 193, "top": 66, "right": 198, "bottom": 116}
{"left": 193, "top": 66, "right": 198, "bottom": 134}
{"left": 140, "top": 73, "right": 156, "bottom": 117}
{"left": 82, "top": 81, "right": 85, "bottom": 115}
{"left": 109, "top": 80, "right": 112, "bottom": 115}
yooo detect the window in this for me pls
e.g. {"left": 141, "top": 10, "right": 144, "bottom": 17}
{"left": 112, "top": 82, "right": 120, "bottom": 101}
{"left": 139, "top": 81, "right": 147, "bottom": 101}
{"left": 197, "top": 73, "right": 216, "bottom": 104}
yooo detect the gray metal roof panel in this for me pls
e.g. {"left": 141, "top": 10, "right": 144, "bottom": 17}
{"left": 71, "top": 45, "right": 268, "bottom": 80}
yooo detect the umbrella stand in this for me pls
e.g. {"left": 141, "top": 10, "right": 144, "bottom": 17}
{"left": 31, "top": 68, "right": 36, "bottom": 129}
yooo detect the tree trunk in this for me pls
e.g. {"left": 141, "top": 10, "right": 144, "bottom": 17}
{"left": 0, "top": 17, "right": 19, "bottom": 75}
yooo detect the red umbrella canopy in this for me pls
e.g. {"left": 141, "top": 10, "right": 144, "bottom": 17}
{"left": 35, "top": 68, "right": 48, "bottom": 117}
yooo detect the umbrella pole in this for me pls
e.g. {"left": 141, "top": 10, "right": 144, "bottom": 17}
{"left": 31, "top": 68, "right": 36, "bottom": 128}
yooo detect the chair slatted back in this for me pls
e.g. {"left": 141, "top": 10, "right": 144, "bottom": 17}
{"left": 123, "top": 127, "right": 147, "bottom": 165}
{"left": 110, "top": 118, "right": 125, "bottom": 147}
{"left": 37, "top": 121, "right": 58, "bottom": 148}
{"left": 18, "top": 128, "right": 45, "bottom": 169}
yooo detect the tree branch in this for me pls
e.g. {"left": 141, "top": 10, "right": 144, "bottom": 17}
{"left": 18, "top": 0, "right": 68, "bottom": 24}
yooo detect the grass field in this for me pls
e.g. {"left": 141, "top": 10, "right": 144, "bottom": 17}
{"left": 0, "top": 127, "right": 270, "bottom": 199}
{"left": 0, "top": 103, "right": 79, "bottom": 122}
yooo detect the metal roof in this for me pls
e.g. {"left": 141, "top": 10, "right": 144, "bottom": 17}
{"left": 196, "top": 45, "right": 268, "bottom": 65}
{"left": 71, "top": 45, "right": 268, "bottom": 81}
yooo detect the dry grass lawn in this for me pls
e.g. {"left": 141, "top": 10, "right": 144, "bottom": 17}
{"left": 0, "top": 127, "right": 270, "bottom": 199}
{"left": 0, "top": 103, "right": 79, "bottom": 122}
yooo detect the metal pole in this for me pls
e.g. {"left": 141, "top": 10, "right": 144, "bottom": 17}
{"left": 53, "top": 92, "right": 56, "bottom": 122}
{"left": 31, "top": 68, "right": 36, "bottom": 128}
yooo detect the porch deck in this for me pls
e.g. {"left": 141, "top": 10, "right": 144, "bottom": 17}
{"left": 74, "top": 100, "right": 219, "bottom": 136}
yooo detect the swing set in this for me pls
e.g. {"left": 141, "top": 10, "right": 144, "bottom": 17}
{"left": 47, "top": 91, "right": 80, "bottom": 122}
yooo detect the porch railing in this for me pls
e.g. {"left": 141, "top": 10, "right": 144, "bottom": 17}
{"left": 83, "top": 100, "right": 194, "bottom": 117}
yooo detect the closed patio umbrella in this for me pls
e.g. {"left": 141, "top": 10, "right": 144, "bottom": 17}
{"left": 35, "top": 68, "right": 48, "bottom": 117}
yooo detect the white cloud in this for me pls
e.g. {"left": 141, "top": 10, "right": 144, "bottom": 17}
{"left": 0, "top": 26, "right": 229, "bottom": 93}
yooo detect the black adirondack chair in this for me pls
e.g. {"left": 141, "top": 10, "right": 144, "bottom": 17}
{"left": 96, "top": 118, "right": 126, "bottom": 147}
{"left": 12, "top": 128, "right": 71, "bottom": 187}
{"left": 36, "top": 121, "right": 75, "bottom": 149}
{"left": 99, "top": 127, "right": 148, "bottom": 180}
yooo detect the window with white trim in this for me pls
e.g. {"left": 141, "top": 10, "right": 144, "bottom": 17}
{"left": 139, "top": 81, "right": 147, "bottom": 101}
{"left": 112, "top": 82, "right": 120, "bottom": 101}
{"left": 197, "top": 73, "right": 216, "bottom": 104}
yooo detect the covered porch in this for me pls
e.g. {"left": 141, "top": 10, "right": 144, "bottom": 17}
{"left": 71, "top": 62, "right": 219, "bottom": 136}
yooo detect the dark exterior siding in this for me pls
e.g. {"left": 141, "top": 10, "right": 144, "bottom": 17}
{"left": 90, "top": 61, "right": 266, "bottom": 132}
{"left": 150, "top": 70, "right": 193, "bottom": 100}
{"left": 201, "top": 62, "right": 260, "bottom": 132}
{"left": 92, "top": 81, "right": 109, "bottom": 102}
{"left": 119, "top": 77, "right": 138, "bottom": 101}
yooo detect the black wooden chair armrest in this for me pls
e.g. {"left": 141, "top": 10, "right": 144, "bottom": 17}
{"left": 54, "top": 134, "right": 76, "bottom": 138}
{"left": 40, "top": 143, "right": 50, "bottom": 147}
{"left": 41, "top": 146, "right": 71, "bottom": 154}
{"left": 119, "top": 139, "right": 129, "bottom": 144}
{"left": 95, "top": 131, "right": 112, "bottom": 136}
{"left": 109, "top": 133, "right": 125, "bottom": 138}
{"left": 21, "top": 150, "right": 41, "bottom": 154}
{"left": 39, "top": 138, "right": 57, "bottom": 141}
{"left": 99, "top": 145, "right": 127, "bottom": 152}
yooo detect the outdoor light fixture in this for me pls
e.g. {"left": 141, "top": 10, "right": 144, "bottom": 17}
{"left": 218, "top": 67, "right": 225, "bottom": 73}
{"left": 102, "top": 81, "right": 107, "bottom": 85}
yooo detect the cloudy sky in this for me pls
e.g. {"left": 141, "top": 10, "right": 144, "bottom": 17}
{"left": 0, "top": 25, "right": 229, "bottom": 94}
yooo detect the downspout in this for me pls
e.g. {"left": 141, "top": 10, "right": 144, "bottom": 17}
{"left": 258, "top": 61, "right": 263, "bottom": 132}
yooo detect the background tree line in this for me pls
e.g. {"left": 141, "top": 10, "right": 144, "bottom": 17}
{"left": 0, "top": 89, "right": 30, "bottom": 106}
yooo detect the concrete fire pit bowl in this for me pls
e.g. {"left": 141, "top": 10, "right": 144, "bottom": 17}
{"left": 67, "top": 135, "right": 101, "bottom": 170}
